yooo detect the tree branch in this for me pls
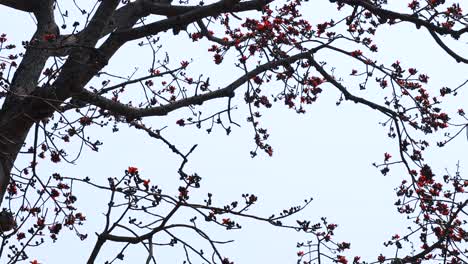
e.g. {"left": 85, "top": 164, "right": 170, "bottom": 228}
{"left": 0, "top": 0, "right": 36, "bottom": 12}
{"left": 114, "top": 0, "right": 270, "bottom": 41}
{"left": 0, "top": 0, "right": 57, "bottom": 206}
{"left": 428, "top": 29, "right": 468, "bottom": 64}
{"left": 80, "top": 0, "right": 121, "bottom": 46}
{"left": 309, "top": 56, "right": 397, "bottom": 118}
{"left": 340, "top": 0, "right": 467, "bottom": 38}
{"left": 75, "top": 48, "right": 318, "bottom": 119}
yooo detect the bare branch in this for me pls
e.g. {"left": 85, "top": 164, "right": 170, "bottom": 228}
{"left": 428, "top": 29, "right": 468, "bottom": 64}
{"left": 309, "top": 56, "right": 397, "bottom": 118}
{"left": 340, "top": 0, "right": 467, "bottom": 38}
{"left": 75, "top": 48, "right": 318, "bottom": 119}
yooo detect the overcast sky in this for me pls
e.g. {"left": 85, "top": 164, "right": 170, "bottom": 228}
{"left": 1, "top": 1, "right": 467, "bottom": 263}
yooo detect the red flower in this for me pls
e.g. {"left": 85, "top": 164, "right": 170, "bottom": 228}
{"left": 43, "top": 33, "right": 56, "bottom": 42}
{"left": 145, "top": 80, "right": 153, "bottom": 87}
{"left": 222, "top": 258, "right": 233, "bottom": 264}
{"left": 337, "top": 242, "right": 351, "bottom": 251}
{"left": 380, "top": 79, "right": 387, "bottom": 88}
{"left": 17, "top": 232, "right": 26, "bottom": 240}
{"left": 408, "top": 0, "right": 419, "bottom": 10}
{"left": 128, "top": 166, "right": 138, "bottom": 175}
{"left": 384, "top": 152, "right": 392, "bottom": 162}
{"left": 214, "top": 54, "right": 223, "bottom": 64}
{"left": 337, "top": 255, "right": 348, "bottom": 264}
{"left": 50, "top": 189, "right": 60, "bottom": 199}
{"left": 150, "top": 69, "right": 160, "bottom": 75}
{"left": 222, "top": 218, "right": 231, "bottom": 225}
{"left": 297, "top": 251, "right": 304, "bottom": 256}
{"left": 377, "top": 254, "right": 386, "bottom": 263}
{"left": 50, "top": 151, "right": 61, "bottom": 163}
{"left": 79, "top": 116, "right": 92, "bottom": 126}
{"left": 266, "top": 146, "right": 273, "bottom": 157}
{"left": 7, "top": 182, "right": 17, "bottom": 196}
{"left": 350, "top": 50, "right": 362, "bottom": 57}
{"left": 48, "top": 223, "right": 62, "bottom": 234}
{"left": 30, "top": 260, "right": 41, "bottom": 264}
{"left": 176, "top": 119, "right": 185, "bottom": 126}
{"left": 418, "top": 74, "right": 429, "bottom": 83}
{"left": 75, "top": 212, "right": 86, "bottom": 221}
{"left": 36, "top": 218, "right": 45, "bottom": 227}
{"left": 180, "top": 61, "right": 189, "bottom": 68}
{"left": 143, "top": 179, "right": 150, "bottom": 188}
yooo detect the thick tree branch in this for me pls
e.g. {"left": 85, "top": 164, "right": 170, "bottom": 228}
{"left": 37, "top": 0, "right": 268, "bottom": 57}
{"left": 0, "top": 0, "right": 57, "bottom": 206}
{"left": 114, "top": 0, "right": 270, "bottom": 41}
{"left": 80, "top": 0, "right": 121, "bottom": 46}
{"left": 0, "top": 0, "right": 36, "bottom": 12}
{"left": 143, "top": 0, "right": 267, "bottom": 16}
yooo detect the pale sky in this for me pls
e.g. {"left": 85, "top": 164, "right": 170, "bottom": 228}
{"left": 1, "top": 1, "right": 467, "bottom": 263}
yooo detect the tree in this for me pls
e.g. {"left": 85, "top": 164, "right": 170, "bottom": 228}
{"left": 0, "top": 0, "right": 467, "bottom": 263}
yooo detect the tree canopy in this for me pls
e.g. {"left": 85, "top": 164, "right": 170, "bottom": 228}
{"left": 0, "top": 0, "right": 467, "bottom": 263}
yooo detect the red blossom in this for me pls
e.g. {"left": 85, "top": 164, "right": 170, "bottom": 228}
{"left": 143, "top": 179, "right": 150, "bottom": 188}
{"left": 384, "top": 152, "right": 392, "bottom": 162}
{"left": 180, "top": 61, "right": 189, "bottom": 68}
{"left": 350, "top": 50, "right": 363, "bottom": 57}
{"left": 50, "top": 189, "right": 60, "bottom": 199}
{"left": 43, "top": 33, "right": 56, "bottom": 42}
{"left": 79, "top": 116, "right": 92, "bottom": 126}
{"left": 418, "top": 74, "right": 429, "bottom": 83}
{"left": 128, "top": 166, "right": 138, "bottom": 175}
{"left": 353, "top": 256, "right": 361, "bottom": 264}
{"left": 337, "top": 255, "right": 348, "bottom": 264}
{"left": 191, "top": 32, "right": 202, "bottom": 41}
{"left": 266, "top": 146, "right": 273, "bottom": 157}
{"left": 408, "top": 0, "right": 419, "bottom": 10}
{"left": 145, "top": 80, "right": 153, "bottom": 86}
{"left": 7, "top": 181, "right": 17, "bottom": 196}
{"left": 337, "top": 242, "right": 351, "bottom": 251}
{"left": 176, "top": 119, "right": 186, "bottom": 126}
{"left": 50, "top": 151, "right": 61, "bottom": 163}
{"left": 214, "top": 54, "right": 223, "bottom": 64}
{"left": 17, "top": 232, "right": 25, "bottom": 240}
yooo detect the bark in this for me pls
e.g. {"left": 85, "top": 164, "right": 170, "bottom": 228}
{"left": 0, "top": 0, "right": 57, "bottom": 205}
